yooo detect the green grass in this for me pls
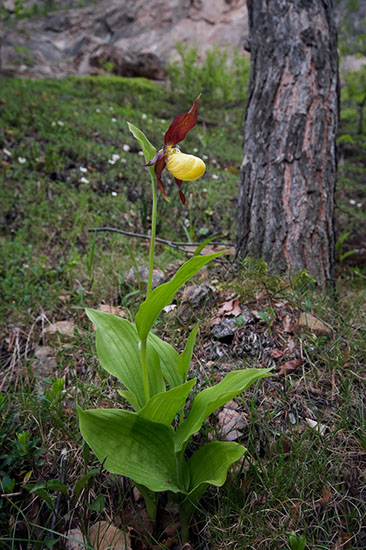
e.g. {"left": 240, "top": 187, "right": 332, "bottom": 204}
{"left": 0, "top": 73, "right": 366, "bottom": 549}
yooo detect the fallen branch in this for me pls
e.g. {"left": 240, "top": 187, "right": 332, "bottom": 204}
{"left": 87, "top": 226, "right": 233, "bottom": 265}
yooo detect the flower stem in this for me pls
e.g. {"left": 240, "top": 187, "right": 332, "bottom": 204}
{"left": 147, "top": 174, "right": 157, "bottom": 297}
{"left": 141, "top": 337, "right": 149, "bottom": 403}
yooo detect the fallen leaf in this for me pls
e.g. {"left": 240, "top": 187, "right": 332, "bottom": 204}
{"left": 270, "top": 348, "right": 285, "bottom": 359}
{"left": 305, "top": 418, "right": 328, "bottom": 435}
{"left": 278, "top": 358, "right": 303, "bottom": 377}
{"left": 89, "top": 521, "right": 132, "bottom": 550}
{"left": 216, "top": 297, "right": 242, "bottom": 318}
{"left": 216, "top": 407, "right": 247, "bottom": 441}
{"left": 58, "top": 294, "right": 71, "bottom": 302}
{"left": 296, "top": 312, "right": 332, "bottom": 335}
{"left": 44, "top": 320, "right": 78, "bottom": 338}
{"left": 99, "top": 304, "right": 127, "bottom": 318}
{"left": 281, "top": 313, "right": 295, "bottom": 332}
{"left": 320, "top": 485, "right": 332, "bottom": 505}
{"left": 64, "top": 528, "right": 85, "bottom": 550}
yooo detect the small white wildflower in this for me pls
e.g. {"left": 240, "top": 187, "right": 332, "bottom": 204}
{"left": 3, "top": 148, "right": 12, "bottom": 156}
{"left": 123, "top": 144, "right": 130, "bottom": 152}
{"left": 349, "top": 199, "right": 356, "bottom": 205}
{"left": 111, "top": 191, "right": 118, "bottom": 197}
{"left": 109, "top": 106, "right": 114, "bottom": 111}
{"left": 112, "top": 154, "right": 120, "bottom": 161}
{"left": 202, "top": 154, "right": 208, "bottom": 160}
{"left": 212, "top": 174, "right": 219, "bottom": 180}
{"left": 141, "top": 113, "right": 147, "bottom": 119}
{"left": 80, "top": 177, "right": 89, "bottom": 184}
{"left": 163, "top": 304, "right": 177, "bottom": 313}
{"left": 57, "top": 121, "right": 65, "bottom": 126}
{"left": 160, "top": 119, "right": 166, "bottom": 124}
{"left": 96, "top": 108, "right": 101, "bottom": 113}
{"left": 108, "top": 159, "right": 116, "bottom": 165}
{"left": 18, "top": 157, "right": 26, "bottom": 164}
{"left": 193, "top": 147, "right": 198, "bottom": 153}
{"left": 111, "top": 118, "right": 117, "bottom": 123}
{"left": 357, "top": 202, "right": 363, "bottom": 208}
{"left": 121, "top": 158, "right": 127, "bottom": 163}
{"left": 79, "top": 166, "right": 88, "bottom": 173}
{"left": 138, "top": 151, "right": 144, "bottom": 156}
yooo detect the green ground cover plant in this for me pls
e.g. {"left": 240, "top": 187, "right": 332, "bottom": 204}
{"left": 0, "top": 49, "right": 365, "bottom": 549}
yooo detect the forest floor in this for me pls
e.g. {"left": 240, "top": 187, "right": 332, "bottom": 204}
{"left": 0, "top": 76, "right": 366, "bottom": 550}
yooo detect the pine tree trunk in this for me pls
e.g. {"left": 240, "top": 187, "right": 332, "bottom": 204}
{"left": 236, "top": 0, "right": 339, "bottom": 288}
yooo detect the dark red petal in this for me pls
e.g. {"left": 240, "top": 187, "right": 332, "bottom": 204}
{"left": 142, "top": 148, "right": 166, "bottom": 167}
{"left": 164, "top": 96, "right": 200, "bottom": 147}
{"left": 174, "top": 178, "right": 186, "bottom": 205}
{"left": 155, "top": 154, "right": 169, "bottom": 201}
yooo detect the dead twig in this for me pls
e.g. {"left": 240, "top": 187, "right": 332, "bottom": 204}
{"left": 87, "top": 226, "right": 233, "bottom": 265}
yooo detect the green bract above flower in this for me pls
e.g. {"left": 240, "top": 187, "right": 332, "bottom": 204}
{"left": 143, "top": 96, "right": 206, "bottom": 204}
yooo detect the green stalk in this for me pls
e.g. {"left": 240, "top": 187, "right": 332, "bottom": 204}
{"left": 147, "top": 174, "right": 158, "bottom": 297}
{"left": 140, "top": 175, "right": 157, "bottom": 404}
{"left": 140, "top": 337, "right": 149, "bottom": 403}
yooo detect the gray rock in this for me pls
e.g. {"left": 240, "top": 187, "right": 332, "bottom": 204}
{"left": 125, "top": 266, "right": 165, "bottom": 289}
{"left": 211, "top": 317, "right": 237, "bottom": 344}
{"left": 178, "top": 283, "right": 216, "bottom": 322}
{"left": 32, "top": 346, "right": 57, "bottom": 393}
{"left": 0, "top": 0, "right": 249, "bottom": 78}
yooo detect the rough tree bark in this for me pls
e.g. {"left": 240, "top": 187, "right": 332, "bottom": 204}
{"left": 236, "top": 0, "right": 339, "bottom": 287}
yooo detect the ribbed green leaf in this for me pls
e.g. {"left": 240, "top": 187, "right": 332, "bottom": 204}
{"left": 78, "top": 407, "right": 185, "bottom": 493}
{"left": 136, "top": 252, "right": 224, "bottom": 340}
{"left": 127, "top": 122, "right": 156, "bottom": 179}
{"left": 138, "top": 379, "right": 196, "bottom": 426}
{"left": 177, "top": 325, "right": 198, "bottom": 380}
{"left": 148, "top": 332, "right": 181, "bottom": 388}
{"left": 117, "top": 389, "right": 140, "bottom": 411}
{"left": 86, "top": 309, "right": 145, "bottom": 410}
{"left": 188, "top": 441, "right": 245, "bottom": 494}
{"left": 147, "top": 341, "right": 166, "bottom": 397}
{"left": 175, "top": 368, "right": 272, "bottom": 452}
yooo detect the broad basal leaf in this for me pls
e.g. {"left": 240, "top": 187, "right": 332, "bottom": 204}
{"left": 188, "top": 441, "right": 245, "bottom": 495}
{"left": 175, "top": 368, "right": 272, "bottom": 452}
{"left": 78, "top": 407, "right": 185, "bottom": 494}
{"left": 86, "top": 309, "right": 145, "bottom": 410}
{"left": 179, "top": 441, "right": 245, "bottom": 527}
{"left": 136, "top": 252, "right": 224, "bottom": 340}
{"left": 138, "top": 379, "right": 196, "bottom": 426}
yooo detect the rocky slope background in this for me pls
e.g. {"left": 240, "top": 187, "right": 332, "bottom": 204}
{"left": 1, "top": 0, "right": 365, "bottom": 80}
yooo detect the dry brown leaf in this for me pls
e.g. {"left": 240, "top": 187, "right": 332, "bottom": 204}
{"left": 296, "top": 312, "right": 332, "bottom": 335}
{"left": 216, "top": 297, "right": 241, "bottom": 318}
{"left": 270, "top": 348, "right": 285, "bottom": 359}
{"left": 216, "top": 407, "right": 247, "bottom": 441}
{"left": 305, "top": 418, "right": 328, "bottom": 435}
{"left": 44, "top": 320, "right": 78, "bottom": 338}
{"left": 58, "top": 294, "right": 71, "bottom": 302}
{"left": 278, "top": 358, "right": 303, "bottom": 377}
{"left": 64, "top": 529, "right": 86, "bottom": 550}
{"left": 89, "top": 521, "right": 132, "bottom": 550}
{"left": 281, "top": 313, "right": 295, "bottom": 332}
{"left": 320, "top": 485, "right": 332, "bottom": 505}
{"left": 99, "top": 304, "right": 127, "bottom": 318}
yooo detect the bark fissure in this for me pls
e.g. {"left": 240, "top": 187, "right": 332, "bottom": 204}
{"left": 236, "top": 0, "right": 339, "bottom": 287}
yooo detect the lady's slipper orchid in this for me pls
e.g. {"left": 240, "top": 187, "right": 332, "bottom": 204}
{"left": 143, "top": 96, "right": 205, "bottom": 205}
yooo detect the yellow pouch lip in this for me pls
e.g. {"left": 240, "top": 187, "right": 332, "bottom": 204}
{"left": 166, "top": 151, "right": 205, "bottom": 181}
